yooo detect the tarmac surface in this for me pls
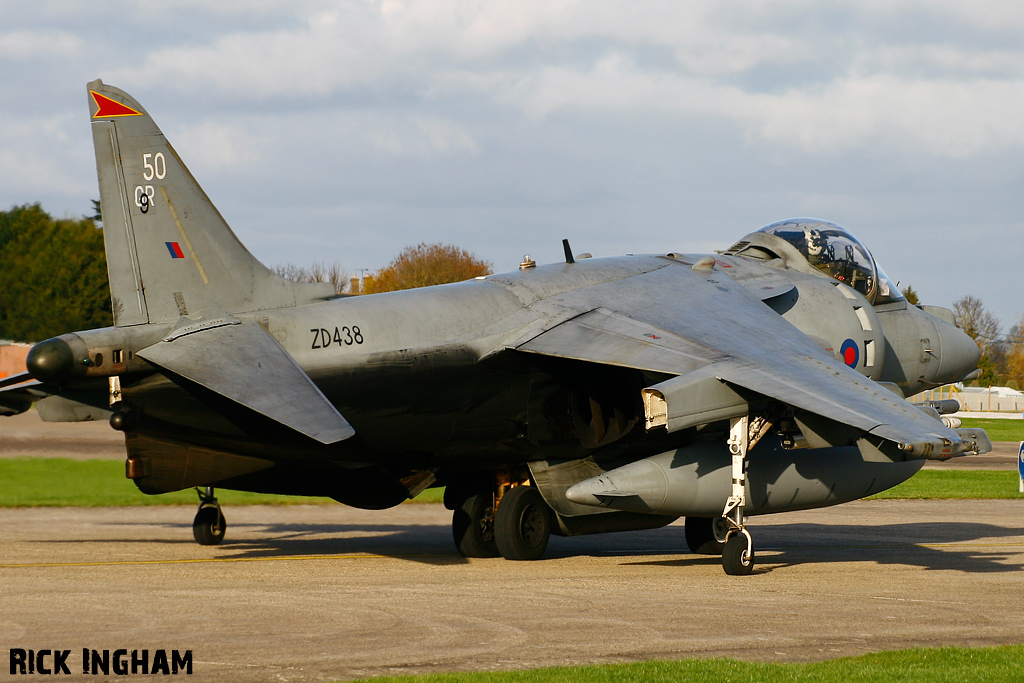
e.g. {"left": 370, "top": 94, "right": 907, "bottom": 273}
{"left": 2, "top": 501, "right": 1023, "bottom": 682}
{"left": 2, "top": 411, "right": 1023, "bottom": 682}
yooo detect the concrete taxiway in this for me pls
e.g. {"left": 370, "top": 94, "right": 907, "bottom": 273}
{"left": 1, "top": 500, "right": 1022, "bottom": 682}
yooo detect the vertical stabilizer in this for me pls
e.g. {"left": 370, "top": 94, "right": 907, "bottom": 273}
{"left": 88, "top": 79, "right": 334, "bottom": 326}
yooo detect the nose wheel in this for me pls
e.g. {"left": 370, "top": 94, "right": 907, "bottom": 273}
{"left": 193, "top": 487, "right": 226, "bottom": 546}
{"left": 722, "top": 529, "right": 754, "bottom": 575}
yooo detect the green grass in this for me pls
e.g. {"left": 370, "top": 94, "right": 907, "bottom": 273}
{"left": 336, "top": 646, "right": 1024, "bottom": 683}
{"left": 958, "top": 417, "right": 1023, "bottom": 443}
{"left": 0, "top": 450, "right": 1020, "bottom": 507}
{"left": 868, "top": 470, "right": 1023, "bottom": 500}
{"left": 0, "top": 457, "right": 444, "bottom": 507}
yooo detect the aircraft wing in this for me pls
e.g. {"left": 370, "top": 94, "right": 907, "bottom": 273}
{"left": 514, "top": 263, "right": 976, "bottom": 459}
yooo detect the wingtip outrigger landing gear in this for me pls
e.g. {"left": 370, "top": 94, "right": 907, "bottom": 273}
{"left": 720, "top": 416, "right": 754, "bottom": 575}
{"left": 193, "top": 486, "right": 226, "bottom": 546}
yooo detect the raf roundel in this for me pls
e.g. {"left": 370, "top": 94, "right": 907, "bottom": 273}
{"left": 840, "top": 339, "right": 859, "bottom": 368}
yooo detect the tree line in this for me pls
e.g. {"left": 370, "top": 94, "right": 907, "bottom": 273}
{"left": 0, "top": 204, "right": 112, "bottom": 342}
{"left": 0, "top": 204, "right": 1019, "bottom": 390}
{"left": 951, "top": 295, "right": 1023, "bottom": 390}
{"left": 273, "top": 242, "right": 490, "bottom": 295}
{"left": 0, "top": 205, "right": 490, "bottom": 343}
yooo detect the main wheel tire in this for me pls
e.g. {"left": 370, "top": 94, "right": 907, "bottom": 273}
{"left": 722, "top": 534, "right": 754, "bottom": 575}
{"left": 193, "top": 505, "right": 226, "bottom": 546}
{"left": 494, "top": 486, "right": 551, "bottom": 561}
{"left": 684, "top": 516, "right": 726, "bottom": 555}
{"left": 452, "top": 493, "right": 499, "bottom": 558}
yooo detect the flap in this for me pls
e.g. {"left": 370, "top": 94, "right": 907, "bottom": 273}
{"left": 138, "top": 320, "right": 354, "bottom": 444}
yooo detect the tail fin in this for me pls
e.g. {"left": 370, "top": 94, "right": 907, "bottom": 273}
{"left": 88, "top": 79, "right": 333, "bottom": 326}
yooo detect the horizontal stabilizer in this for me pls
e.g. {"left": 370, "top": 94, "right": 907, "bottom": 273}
{"left": 137, "top": 320, "right": 354, "bottom": 444}
{"left": 0, "top": 378, "right": 57, "bottom": 417}
{"left": 0, "top": 372, "right": 34, "bottom": 389}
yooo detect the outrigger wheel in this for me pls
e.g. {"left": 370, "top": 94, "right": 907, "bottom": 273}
{"left": 193, "top": 486, "right": 226, "bottom": 546}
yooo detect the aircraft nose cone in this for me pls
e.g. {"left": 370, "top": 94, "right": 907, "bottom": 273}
{"left": 26, "top": 338, "right": 75, "bottom": 382}
{"left": 938, "top": 323, "right": 981, "bottom": 383}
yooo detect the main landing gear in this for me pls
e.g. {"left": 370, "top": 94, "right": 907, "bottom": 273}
{"left": 449, "top": 473, "right": 552, "bottom": 561}
{"left": 684, "top": 516, "right": 728, "bottom": 556}
{"left": 193, "top": 486, "right": 226, "bottom": 546}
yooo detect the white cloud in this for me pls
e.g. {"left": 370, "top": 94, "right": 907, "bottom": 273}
{"left": 0, "top": 116, "right": 94, "bottom": 199}
{"left": 95, "top": 1, "right": 1024, "bottom": 162}
{"left": 749, "top": 75, "right": 1024, "bottom": 158}
{"left": 490, "top": 56, "right": 1024, "bottom": 158}
{"left": 2, "top": 0, "right": 1022, "bottom": 324}
{"left": 170, "top": 122, "right": 270, "bottom": 171}
{"left": 0, "top": 30, "right": 82, "bottom": 58}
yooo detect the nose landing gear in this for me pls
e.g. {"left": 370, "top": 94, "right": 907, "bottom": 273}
{"left": 720, "top": 416, "right": 754, "bottom": 575}
{"left": 193, "top": 486, "right": 226, "bottom": 546}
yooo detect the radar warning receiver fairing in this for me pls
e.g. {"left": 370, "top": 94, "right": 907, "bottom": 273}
{"left": 0, "top": 81, "right": 990, "bottom": 575}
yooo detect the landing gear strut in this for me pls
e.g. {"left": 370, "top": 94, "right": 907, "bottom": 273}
{"left": 720, "top": 416, "right": 754, "bottom": 575}
{"left": 193, "top": 486, "right": 226, "bottom": 546}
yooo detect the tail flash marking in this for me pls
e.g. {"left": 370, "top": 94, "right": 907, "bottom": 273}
{"left": 165, "top": 242, "right": 185, "bottom": 259}
{"left": 161, "top": 187, "right": 210, "bottom": 285}
{"left": 90, "top": 91, "right": 142, "bottom": 118}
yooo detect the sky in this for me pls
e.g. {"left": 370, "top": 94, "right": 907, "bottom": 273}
{"left": 2, "top": 1, "right": 1021, "bottom": 328}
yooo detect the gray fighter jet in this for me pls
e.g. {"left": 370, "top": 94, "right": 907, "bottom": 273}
{"left": 0, "top": 81, "right": 989, "bottom": 575}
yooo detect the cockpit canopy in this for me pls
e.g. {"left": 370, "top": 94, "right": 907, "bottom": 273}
{"left": 754, "top": 219, "right": 903, "bottom": 305}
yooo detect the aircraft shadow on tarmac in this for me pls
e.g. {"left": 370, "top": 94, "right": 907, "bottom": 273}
{"left": 45, "top": 520, "right": 469, "bottom": 566}
{"left": 624, "top": 521, "right": 1024, "bottom": 575}
{"left": 36, "top": 516, "right": 1024, "bottom": 573}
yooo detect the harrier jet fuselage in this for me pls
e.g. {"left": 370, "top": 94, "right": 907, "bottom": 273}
{"left": 0, "top": 81, "right": 988, "bottom": 575}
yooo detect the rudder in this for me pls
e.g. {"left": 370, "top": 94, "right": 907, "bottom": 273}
{"left": 88, "top": 79, "right": 333, "bottom": 326}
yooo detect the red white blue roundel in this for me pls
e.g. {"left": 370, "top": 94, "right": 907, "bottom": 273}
{"left": 840, "top": 339, "right": 859, "bottom": 367}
